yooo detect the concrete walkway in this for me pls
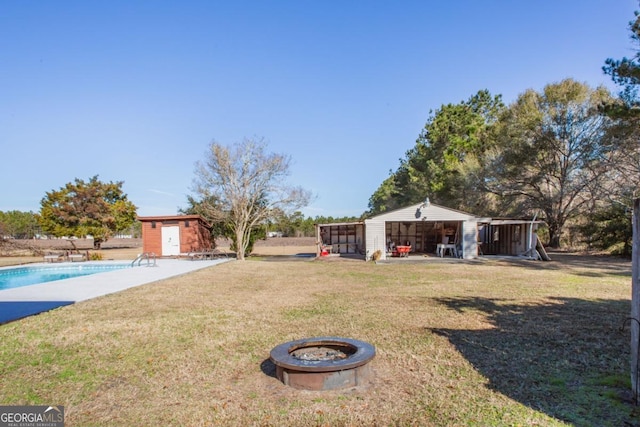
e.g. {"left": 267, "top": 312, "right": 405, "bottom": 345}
{"left": 0, "top": 258, "right": 231, "bottom": 324}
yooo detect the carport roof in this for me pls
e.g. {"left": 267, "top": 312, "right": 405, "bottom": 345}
{"left": 481, "top": 218, "right": 545, "bottom": 225}
{"left": 315, "top": 221, "right": 365, "bottom": 227}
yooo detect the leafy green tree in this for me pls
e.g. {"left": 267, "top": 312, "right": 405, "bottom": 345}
{"left": 488, "top": 79, "right": 615, "bottom": 248}
{"left": 179, "top": 195, "right": 225, "bottom": 241}
{"left": 300, "top": 216, "right": 317, "bottom": 236}
{"left": 191, "top": 137, "right": 312, "bottom": 260}
{"left": 369, "top": 90, "right": 504, "bottom": 215}
{"left": 603, "top": 8, "right": 640, "bottom": 113}
{"left": 279, "top": 211, "right": 305, "bottom": 237}
{"left": 601, "top": 6, "right": 640, "bottom": 206}
{"left": 282, "top": 211, "right": 317, "bottom": 237}
{"left": 39, "top": 176, "right": 137, "bottom": 249}
{"left": 578, "top": 201, "right": 632, "bottom": 256}
{"left": 0, "top": 210, "right": 39, "bottom": 239}
{"left": 312, "top": 215, "right": 362, "bottom": 224}
{"left": 367, "top": 175, "right": 401, "bottom": 216}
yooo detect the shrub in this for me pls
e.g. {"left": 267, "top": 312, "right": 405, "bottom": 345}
{"left": 89, "top": 252, "right": 103, "bottom": 261}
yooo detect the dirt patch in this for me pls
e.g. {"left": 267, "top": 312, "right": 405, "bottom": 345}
{"left": 254, "top": 236, "right": 316, "bottom": 247}
{"left": 217, "top": 237, "right": 317, "bottom": 257}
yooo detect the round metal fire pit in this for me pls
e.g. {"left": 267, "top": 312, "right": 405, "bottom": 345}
{"left": 270, "top": 336, "right": 375, "bottom": 390}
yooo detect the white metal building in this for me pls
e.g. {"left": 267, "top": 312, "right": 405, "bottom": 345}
{"left": 315, "top": 201, "right": 543, "bottom": 261}
{"left": 364, "top": 202, "right": 480, "bottom": 260}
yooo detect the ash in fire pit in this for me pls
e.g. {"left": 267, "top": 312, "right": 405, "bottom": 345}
{"left": 270, "top": 337, "right": 375, "bottom": 391}
{"left": 291, "top": 346, "right": 351, "bottom": 361}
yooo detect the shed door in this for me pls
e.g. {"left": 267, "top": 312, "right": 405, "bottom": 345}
{"left": 161, "top": 226, "right": 180, "bottom": 256}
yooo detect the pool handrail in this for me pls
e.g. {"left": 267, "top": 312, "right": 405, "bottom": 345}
{"left": 131, "top": 252, "right": 157, "bottom": 267}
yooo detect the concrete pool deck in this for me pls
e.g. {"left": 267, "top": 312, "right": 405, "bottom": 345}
{"left": 0, "top": 258, "right": 231, "bottom": 324}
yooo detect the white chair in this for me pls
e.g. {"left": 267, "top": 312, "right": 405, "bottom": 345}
{"left": 437, "top": 237, "right": 457, "bottom": 257}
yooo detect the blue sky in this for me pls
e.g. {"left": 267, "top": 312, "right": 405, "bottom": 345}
{"left": 1, "top": 1, "right": 637, "bottom": 218}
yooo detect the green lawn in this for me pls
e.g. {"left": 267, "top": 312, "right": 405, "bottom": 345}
{"left": 0, "top": 254, "right": 636, "bottom": 426}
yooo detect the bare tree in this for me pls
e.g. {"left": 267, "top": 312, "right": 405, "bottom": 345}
{"left": 192, "top": 137, "right": 312, "bottom": 260}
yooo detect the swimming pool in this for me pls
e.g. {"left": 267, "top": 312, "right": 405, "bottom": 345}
{"left": 0, "top": 263, "right": 131, "bottom": 291}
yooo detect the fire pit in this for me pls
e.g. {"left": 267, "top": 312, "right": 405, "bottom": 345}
{"left": 269, "top": 336, "right": 375, "bottom": 390}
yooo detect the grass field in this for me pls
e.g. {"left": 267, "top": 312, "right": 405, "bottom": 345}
{"left": 0, "top": 254, "right": 636, "bottom": 426}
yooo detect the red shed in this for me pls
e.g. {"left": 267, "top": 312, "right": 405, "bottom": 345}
{"left": 137, "top": 215, "right": 213, "bottom": 256}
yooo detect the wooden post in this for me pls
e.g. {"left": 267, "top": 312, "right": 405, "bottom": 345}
{"left": 632, "top": 198, "right": 640, "bottom": 403}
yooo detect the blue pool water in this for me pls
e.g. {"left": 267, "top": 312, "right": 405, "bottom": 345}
{"left": 0, "top": 264, "right": 131, "bottom": 291}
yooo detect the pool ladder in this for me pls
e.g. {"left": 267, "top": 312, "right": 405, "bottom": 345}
{"left": 131, "top": 252, "right": 157, "bottom": 267}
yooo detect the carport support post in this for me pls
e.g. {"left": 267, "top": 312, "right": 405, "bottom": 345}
{"left": 632, "top": 198, "right": 640, "bottom": 403}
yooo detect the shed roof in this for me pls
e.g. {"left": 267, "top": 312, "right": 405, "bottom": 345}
{"left": 368, "top": 202, "right": 479, "bottom": 222}
{"left": 137, "top": 214, "right": 212, "bottom": 228}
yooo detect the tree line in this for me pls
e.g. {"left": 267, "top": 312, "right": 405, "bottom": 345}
{"left": 266, "top": 211, "right": 362, "bottom": 238}
{"left": 0, "top": 207, "right": 352, "bottom": 241}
